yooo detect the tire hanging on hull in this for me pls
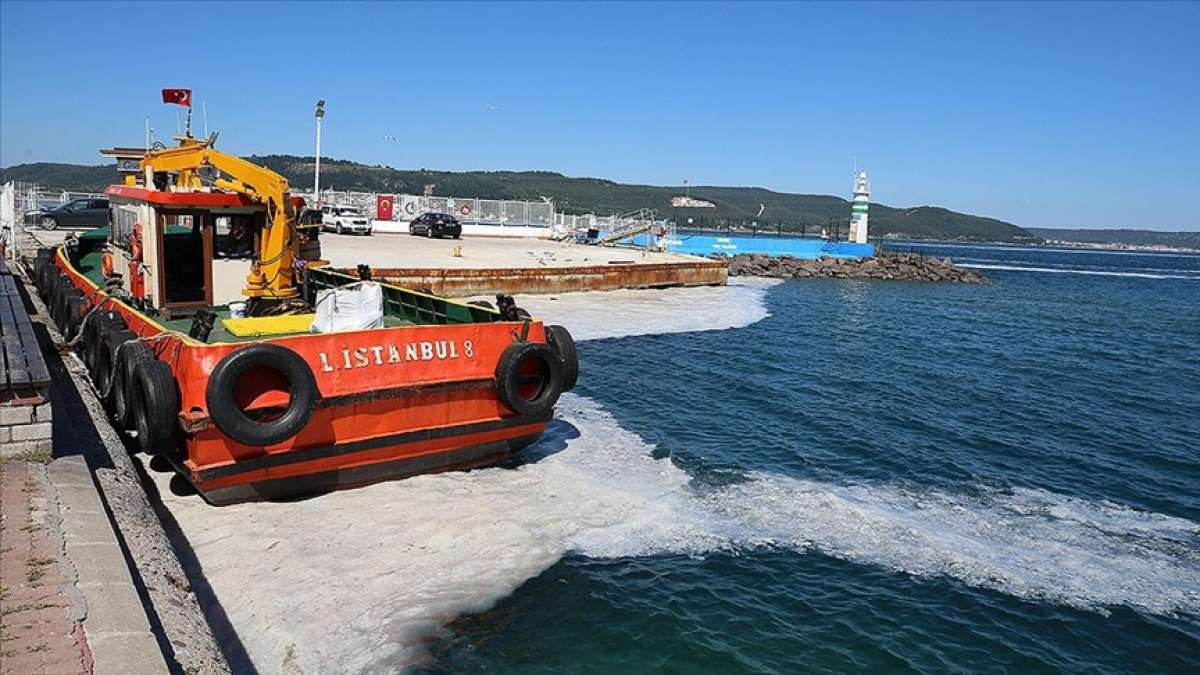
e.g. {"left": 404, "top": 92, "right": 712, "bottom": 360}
{"left": 206, "top": 344, "right": 319, "bottom": 447}
{"left": 131, "top": 360, "right": 180, "bottom": 456}
{"left": 493, "top": 342, "right": 564, "bottom": 418}
{"left": 544, "top": 324, "right": 579, "bottom": 392}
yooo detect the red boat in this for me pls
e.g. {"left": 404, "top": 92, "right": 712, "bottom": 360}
{"left": 35, "top": 138, "right": 576, "bottom": 505}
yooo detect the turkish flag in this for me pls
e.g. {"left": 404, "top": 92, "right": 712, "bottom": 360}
{"left": 376, "top": 194, "right": 394, "bottom": 221}
{"left": 161, "top": 88, "right": 192, "bottom": 107}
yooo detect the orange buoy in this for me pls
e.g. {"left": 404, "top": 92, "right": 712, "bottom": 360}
{"left": 100, "top": 250, "right": 115, "bottom": 278}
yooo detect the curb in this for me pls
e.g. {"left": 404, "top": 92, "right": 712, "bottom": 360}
{"left": 46, "top": 455, "right": 168, "bottom": 674}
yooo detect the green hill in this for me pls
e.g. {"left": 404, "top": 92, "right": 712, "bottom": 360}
{"left": 1, "top": 156, "right": 1033, "bottom": 241}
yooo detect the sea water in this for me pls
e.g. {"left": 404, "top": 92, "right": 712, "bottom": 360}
{"left": 155, "top": 247, "right": 1198, "bottom": 673}
{"left": 419, "top": 245, "right": 1200, "bottom": 673}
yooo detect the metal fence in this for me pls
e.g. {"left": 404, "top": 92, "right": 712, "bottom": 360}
{"left": 1, "top": 182, "right": 106, "bottom": 259}
{"left": 0, "top": 180, "right": 671, "bottom": 253}
{"left": 299, "top": 189, "right": 557, "bottom": 231}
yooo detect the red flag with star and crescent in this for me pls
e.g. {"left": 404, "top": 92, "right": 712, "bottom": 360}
{"left": 161, "top": 88, "right": 192, "bottom": 107}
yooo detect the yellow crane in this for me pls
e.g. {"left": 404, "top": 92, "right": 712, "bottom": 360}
{"left": 139, "top": 136, "right": 301, "bottom": 309}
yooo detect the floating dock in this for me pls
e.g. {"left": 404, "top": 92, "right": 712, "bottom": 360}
{"left": 319, "top": 233, "right": 727, "bottom": 296}
{"left": 337, "top": 259, "right": 727, "bottom": 297}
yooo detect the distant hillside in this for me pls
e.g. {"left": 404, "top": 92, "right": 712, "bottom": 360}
{"left": 2, "top": 156, "right": 1033, "bottom": 241}
{"left": 1028, "top": 228, "right": 1200, "bottom": 250}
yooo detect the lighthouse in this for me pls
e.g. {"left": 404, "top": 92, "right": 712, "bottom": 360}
{"left": 848, "top": 171, "right": 869, "bottom": 244}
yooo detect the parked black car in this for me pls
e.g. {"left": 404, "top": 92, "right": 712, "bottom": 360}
{"left": 409, "top": 212, "right": 462, "bottom": 239}
{"left": 25, "top": 198, "right": 110, "bottom": 230}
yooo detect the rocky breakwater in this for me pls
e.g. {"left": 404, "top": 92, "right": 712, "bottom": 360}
{"left": 726, "top": 253, "right": 988, "bottom": 283}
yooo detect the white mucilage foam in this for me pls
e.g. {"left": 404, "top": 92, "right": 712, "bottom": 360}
{"left": 706, "top": 474, "right": 1200, "bottom": 617}
{"left": 514, "top": 276, "right": 782, "bottom": 341}
{"left": 151, "top": 279, "right": 1200, "bottom": 673}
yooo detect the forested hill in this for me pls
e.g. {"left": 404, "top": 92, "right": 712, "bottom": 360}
{"left": 2, "top": 156, "right": 1033, "bottom": 241}
{"left": 1028, "top": 228, "right": 1200, "bottom": 250}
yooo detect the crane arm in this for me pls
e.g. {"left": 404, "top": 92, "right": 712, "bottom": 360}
{"left": 141, "top": 141, "right": 299, "bottom": 303}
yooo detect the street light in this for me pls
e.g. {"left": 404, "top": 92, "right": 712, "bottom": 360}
{"left": 314, "top": 99, "right": 325, "bottom": 205}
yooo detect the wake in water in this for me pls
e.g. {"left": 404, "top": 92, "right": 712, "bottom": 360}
{"left": 537, "top": 397, "right": 1200, "bottom": 620}
{"left": 960, "top": 263, "right": 1200, "bottom": 280}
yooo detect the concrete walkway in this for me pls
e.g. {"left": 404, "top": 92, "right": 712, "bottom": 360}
{"left": 1, "top": 456, "right": 167, "bottom": 675}
{"left": 1, "top": 460, "right": 90, "bottom": 674}
{"left": 49, "top": 456, "right": 169, "bottom": 674}
{"left": 4, "top": 252, "right": 228, "bottom": 674}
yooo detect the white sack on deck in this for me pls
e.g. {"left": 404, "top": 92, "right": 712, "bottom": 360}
{"left": 310, "top": 281, "right": 384, "bottom": 333}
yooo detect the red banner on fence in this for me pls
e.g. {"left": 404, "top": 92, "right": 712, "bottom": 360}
{"left": 376, "top": 194, "right": 394, "bottom": 221}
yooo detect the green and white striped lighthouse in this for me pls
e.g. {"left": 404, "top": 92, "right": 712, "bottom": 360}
{"left": 848, "top": 171, "right": 870, "bottom": 244}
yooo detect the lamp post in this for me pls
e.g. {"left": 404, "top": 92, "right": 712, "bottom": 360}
{"left": 314, "top": 99, "right": 325, "bottom": 205}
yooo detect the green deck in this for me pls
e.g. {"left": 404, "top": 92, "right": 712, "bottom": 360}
{"left": 71, "top": 227, "right": 503, "bottom": 345}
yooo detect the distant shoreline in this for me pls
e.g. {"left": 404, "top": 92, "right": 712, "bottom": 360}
{"left": 1031, "top": 239, "right": 1200, "bottom": 255}
{"left": 882, "top": 237, "right": 1200, "bottom": 255}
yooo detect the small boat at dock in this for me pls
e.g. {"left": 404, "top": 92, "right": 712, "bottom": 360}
{"left": 35, "top": 133, "right": 577, "bottom": 505}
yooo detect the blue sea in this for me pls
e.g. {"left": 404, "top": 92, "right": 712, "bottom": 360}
{"left": 424, "top": 244, "right": 1200, "bottom": 673}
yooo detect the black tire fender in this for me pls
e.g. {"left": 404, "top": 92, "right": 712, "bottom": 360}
{"left": 544, "top": 325, "right": 579, "bottom": 392}
{"left": 131, "top": 359, "right": 180, "bottom": 456}
{"left": 38, "top": 267, "right": 61, "bottom": 302}
{"left": 206, "top": 344, "right": 318, "bottom": 447}
{"left": 113, "top": 340, "right": 154, "bottom": 429}
{"left": 96, "top": 328, "right": 136, "bottom": 407}
{"left": 36, "top": 261, "right": 55, "bottom": 297}
{"left": 59, "top": 290, "right": 87, "bottom": 340}
{"left": 44, "top": 278, "right": 62, "bottom": 321}
{"left": 494, "top": 342, "right": 564, "bottom": 418}
{"left": 84, "top": 312, "right": 126, "bottom": 375}
{"left": 53, "top": 287, "right": 82, "bottom": 334}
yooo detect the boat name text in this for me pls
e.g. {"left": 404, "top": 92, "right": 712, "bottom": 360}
{"left": 317, "top": 340, "right": 474, "bottom": 372}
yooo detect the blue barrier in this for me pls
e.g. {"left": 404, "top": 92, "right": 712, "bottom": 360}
{"left": 659, "top": 234, "right": 875, "bottom": 259}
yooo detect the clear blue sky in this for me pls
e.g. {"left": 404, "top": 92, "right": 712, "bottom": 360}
{"left": 2, "top": 1, "right": 1197, "bottom": 230}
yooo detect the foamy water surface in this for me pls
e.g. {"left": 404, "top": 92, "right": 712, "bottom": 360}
{"left": 149, "top": 264, "right": 1200, "bottom": 673}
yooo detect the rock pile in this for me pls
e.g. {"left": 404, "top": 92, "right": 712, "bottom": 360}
{"left": 725, "top": 253, "right": 988, "bottom": 283}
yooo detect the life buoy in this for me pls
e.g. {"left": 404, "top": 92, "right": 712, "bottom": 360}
{"left": 494, "top": 342, "right": 564, "bottom": 418}
{"left": 459, "top": 203, "right": 472, "bottom": 217}
{"left": 130, "top": 223, "right": 144, "bottom": 261}
{"left": 101, "top": 251, "right": 115, "bottom": 278}
{"left": 131, "top": 359, "right": 180, "bottom": 456}
{"left": 206, "top": 344, "right": 318, "bottom": 446}
{"left": 544, "top": 325, "right": 578, "bottom": 392}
